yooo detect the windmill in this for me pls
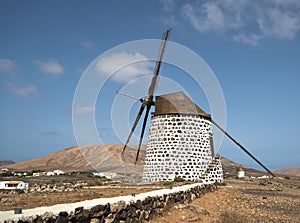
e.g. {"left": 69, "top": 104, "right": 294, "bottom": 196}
{"left": 120, "top": 29, "right": 275, "bottom": 182}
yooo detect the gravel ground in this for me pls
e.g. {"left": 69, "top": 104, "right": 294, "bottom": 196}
{"left": 149, "top": 178, "right": 300, "bottom": 223}
{"left": 1, "top": 178, "right": 299, "bottom": 223}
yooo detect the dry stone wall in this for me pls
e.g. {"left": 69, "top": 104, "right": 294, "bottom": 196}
{"left": 143, "top": 114, "right": 215, "bottom": 182}
{"left": 3, "top": 183, "right": 220, "bottom": 223}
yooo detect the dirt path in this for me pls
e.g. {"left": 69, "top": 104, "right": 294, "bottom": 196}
{"left": 150, "top": 179, "right": 300, "bottom": 223}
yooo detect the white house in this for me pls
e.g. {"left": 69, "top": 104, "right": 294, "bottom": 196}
{"left": 237, "top": 167, "right": 245, "bottom": 178}
{"left": 14, "top": 172, "right": 28, "bottom": 177}
{"left": 92, "top": 172, "right": 116, "bottom": 179}
{"left": 46, "top": 170, "right": 65, "bottom": 176}
{"left": 0, "top": 181, "right": 29, "bottom": 190}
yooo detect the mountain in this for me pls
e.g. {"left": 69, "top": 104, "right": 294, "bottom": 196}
{"left": 273, "top": 167, "right": 300, "bottom": 177}
{"left": 0, "top": 160, "right": 15, "bottom": 166}
{"left": 3, "top": 144, "right": 265, "bottom": 176}
{"left": 3, "top": 145, "right": 145, "bottom": 174}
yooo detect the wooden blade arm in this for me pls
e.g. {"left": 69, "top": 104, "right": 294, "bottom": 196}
{"left": 212, "top": 119, "right": 275, "bottom": 177}
{"left": 121, "top": 104, "right": 146, "bottom": 154}
{"left": 135, "top": 104, "right": 151, "bottom": 164}
{"left": 148, "top": 28, "right": 171, "bottom": 97}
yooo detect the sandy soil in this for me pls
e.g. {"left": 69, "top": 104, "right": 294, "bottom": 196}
{"left": 150, "top": 178, "right": 300, "bottom": 223}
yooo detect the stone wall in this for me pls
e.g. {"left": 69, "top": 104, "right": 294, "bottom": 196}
{"left": 201, "top": 157, "right": 224, "bottom": 184}
{"left": 143, "top": 114, "right": 214, "bottom": 182}
{"left": 4, "top": 183, "right": 220, "bottom": 223}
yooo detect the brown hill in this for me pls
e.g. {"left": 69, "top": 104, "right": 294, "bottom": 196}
{"left": 273, "top": 167, "right": 300, "bottom": 177}
{"left": 220, "top": 155, "right": 266, "bottom": 177}
{"left": 4, "top": 144, "right": 265, "bottom": 176}
{"left": 0, "top": 160, "right": 14, "bottom": 166}
{"left": 3, "top": 145, "right": 145, "bottom": 174}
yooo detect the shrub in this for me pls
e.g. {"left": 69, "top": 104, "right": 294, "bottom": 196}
{"left": 173, "top": 176, "right": 185, "bottom": 182}
{"left": 163, "top": 181, "right": 173, "bottom": 186}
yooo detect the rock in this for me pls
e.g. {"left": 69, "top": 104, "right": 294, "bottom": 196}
{"left": 191, "top": 193, "right": 196, "bottom": 201}
{"left": 90, "top": 204, "right": 106, "bottom": 218}
{"left": 90, "top": 218, "right": 100, "bottom": 223}
{"left": 107, "top": 213, "right": 114, "bottom": 219}
{"left": 127, "top": 206, "right": 137, "bottom": 218}
{"left": 42, "top": 212, "right": 54, "bottom": 220}
{"left": 58, "top": 211, "right": 68, "bottom": 217}
{"left": 138, "top": 210, "right": 145, "bottom": 221}
{"left": 75, "top": 206, "right": 84, "bottom": 214}
{"left": 144, "top": 211, "right": 150, "bottom": 220}
{"left": 1, "top": 198, "right": 9, "bottom": 203}
{"left": 136, "top": 200, "right": 142, "bottom": 209}
{"left": 55, "top": 216, "right": 68, "bottom": 223}
{"left": 75, "top": 209, "right": 90, "bottom": 222}
{"left": 119, "top": 210, "right": 127, "bottom": 220}
{"left": 111, "top": 200, "right": 126, "bottom": 213}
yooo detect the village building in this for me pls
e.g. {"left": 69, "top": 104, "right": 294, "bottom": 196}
{"left": 92, "top": 172, "right": 117, "bottom": 179}
{"left": 237, "top": 167, "right": 245, "bottom": 178}
{"left": 46, "top": 170, "right": 65, "bottom": 176}
{"left": 0, "top": 181, "right": 29, "bottom": 190}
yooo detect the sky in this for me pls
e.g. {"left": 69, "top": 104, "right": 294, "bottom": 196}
{"left": 0, "top": 0, "right": 299, "bottom": 170}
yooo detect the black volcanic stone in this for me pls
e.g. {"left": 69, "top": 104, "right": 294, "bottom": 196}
{"left": 75, "top": 209, "right": 90, "bottom": 223}
{"left": 59, "top": 211, "right": 68, "bottom": 217}
{"left": 75, "top": 206, "right": 84, "bottom": 215}
{"left": 55, "top": 216, "right": 68, "bottom": 223}
{"left": 136, "top": 200, "right": 142, "bottom": 209}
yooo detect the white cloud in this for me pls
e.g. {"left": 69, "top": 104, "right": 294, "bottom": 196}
{"left": 5, "top": 82, "right": 38, "bottom": 100}
{"left": 95, "top": 52, "right": 153, "bottom": 83}
{"left": 33, "top": 59, "right": 64, "bottom": 76}
{"left": 161, "top": 0, "right": 175, "bottom": 12}
{"left": 180, "top": 0, "right": 300, "bottom": 46}
{"left": 73, "top": 106, "right": 95, "bottom": 115}
{"left": 233, "top": 33, "right": 262, "bottom": 46}
{"left": 182, "top": 3, "right": 224, "bottom": 32}
{"left": 257, "top": 8, "right": 300, "bottom": 40}
{"left": 0, "top": 58, "right": 17, "bottom": 77}
{"left": 182, "top": 1, "right": 245, "bottom": 33}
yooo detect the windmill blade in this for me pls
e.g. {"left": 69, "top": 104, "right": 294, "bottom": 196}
{"left": 121, "top": 103, "right": 146, "bottom": 154}
{"left": 148, "top": 28, "right": 171, "bottom": 97}
{"left": 211, "top": 119, "right": 275, "bottom": 177}
{"left": 135, "top": 104, "right": 152, "bottom": 164}
{"left": 121, "top": 29, "right": 171, "bottom": 161}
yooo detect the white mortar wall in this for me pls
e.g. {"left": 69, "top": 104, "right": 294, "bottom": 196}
{"left": 143, "top": 114, "right": 214, "bottom": 182}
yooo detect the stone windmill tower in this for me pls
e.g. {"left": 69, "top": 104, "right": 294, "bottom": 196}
{"left": 121, "top": 29, "right": 275, "bottom": 182}
{"left": 142, "top": 91, "right": 223, "bottom": 183}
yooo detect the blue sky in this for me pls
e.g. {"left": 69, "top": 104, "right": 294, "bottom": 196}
{"left": 0, "top": 0, "right": 299, "bottom": 170}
